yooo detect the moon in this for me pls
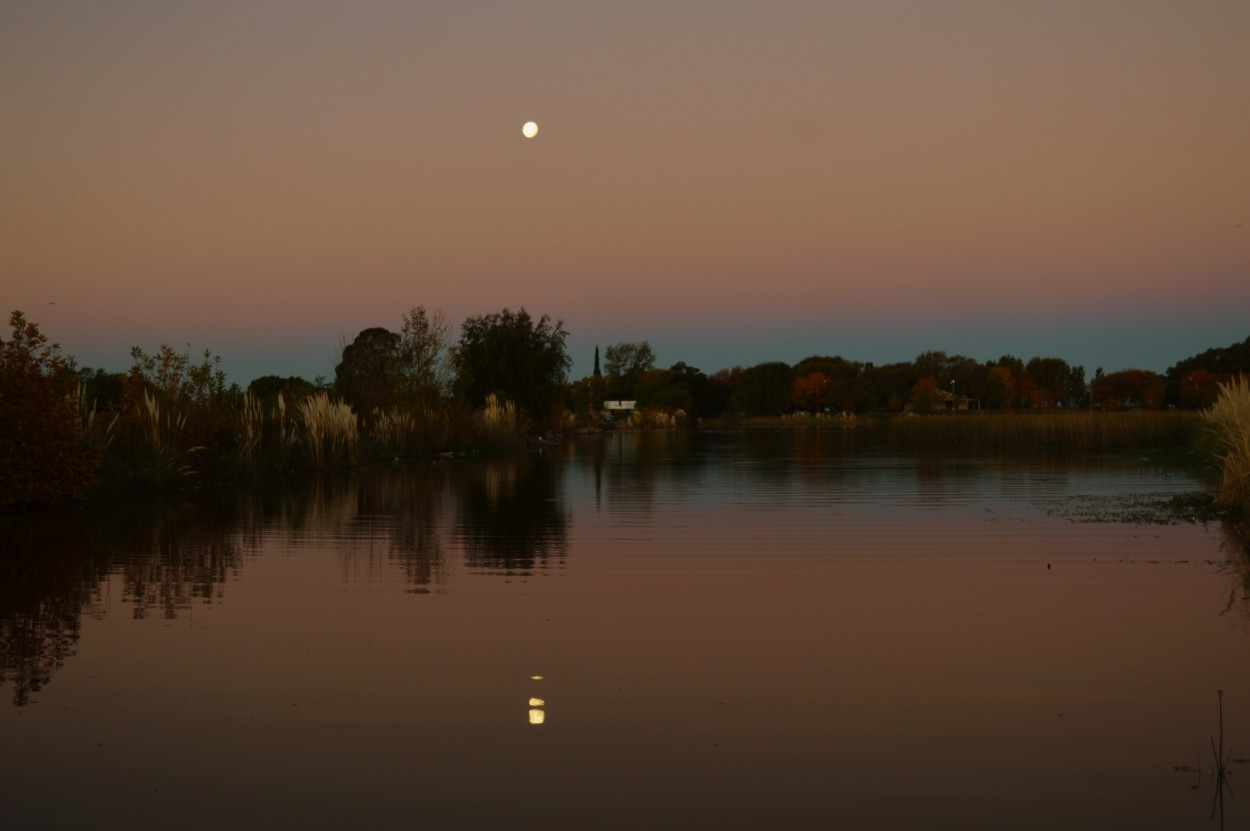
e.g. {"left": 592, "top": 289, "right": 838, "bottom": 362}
{"left": 522, "top": 121, "right": 539, "bottom": 139}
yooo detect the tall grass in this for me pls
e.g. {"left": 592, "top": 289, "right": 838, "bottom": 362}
{"left": 138, "top": 390, "right": 203, "bottom": 482}
{"left": 1202, "top": 376, "right": 1250, "bottom": 510}
{"left": 475, "top": 393, "right": 522, "bottom": 448}
{"left": 230, "top": 390, "right": 263, "bottom": 463}
{"left": 778, "top": 411, "right": 862, "bottom": 429}
{"left": 372, "top": 407, "right": 417, "bottom": 456}
{"left": 76, "top": 381, "right": 116, "bottom": 449}
{"left": 628, "top": 408, "right": 688, "bottom": 429}
{"left": 298, "top": 392, "right": 358, "bottom": 468}
{"left": 886, "top": 410, "right": 1202, "bottom": 450}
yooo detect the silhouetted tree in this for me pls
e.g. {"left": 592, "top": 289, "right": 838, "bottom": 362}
{"left": 603, "top": 341, "right": 656, "bottom": 399}
{"left": 793, "top": 371, "right": 830, "bottom": 412}
{"left": 1024, "top": 357, "right": 1073, "bottom": 408}
{"left": 860, "top": 362, "right": 914, "bottom": 411}
{"left": 453, "top": 308, "right": 570, "bottom": 425}
{"left": 397, "top": 306, "right": 450, "bottom": 404}
{"left": 0, "top": 311, "right": 100, "bottom": 504}
{"left": 793, "top": 355, "right": 866, "bottom": 412}
{"left": 983, "top": 364, "right": 1018, "bottom": 410}
{"left": 911, "top": 377, "right": 942, "bottom": 412}
{"left": 730, "top": 362, "right": 792, "bottom": 416}
{"left": 1093, "top": 369, "right": 1166, "bottom": 409}
{"left": 335, "top": 327, "right": 402, "bottom": 416}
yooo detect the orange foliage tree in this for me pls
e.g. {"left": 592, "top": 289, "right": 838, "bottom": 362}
{"left": 1093, "top": 369, "right": 1166, "bottom": 409}
{"left": 0, "top": 311, "right": 100, "bottom": 504}
{"left": 792, "top": 371, "right": 830, "bottom": 412}
{"left": 910, "top": 377, "right": 941, "bottom": 413}
{"left": 983, "top": 365, "right": 1018, "bottom": 410}
{"left": 1178, "top": 369, "right": 1228, "bottom": 409}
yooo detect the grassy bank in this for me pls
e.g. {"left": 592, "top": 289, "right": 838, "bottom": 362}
{"left": 1202, "top": 376, "right": 1250, "bottom": 511}
{"left": 885, "top": 410, "right": 1202, "bottom": 451}
{"left": 725, "top": 410, "right": 1203, "bottom": 452}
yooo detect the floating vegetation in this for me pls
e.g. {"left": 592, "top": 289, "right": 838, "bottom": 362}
{"left": 1040, "top": 491, "right": 1242, "bottom": 526}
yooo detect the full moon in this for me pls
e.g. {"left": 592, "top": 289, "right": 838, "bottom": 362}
{"left": 522, "top": 121, "right": 539, "bottom": 138}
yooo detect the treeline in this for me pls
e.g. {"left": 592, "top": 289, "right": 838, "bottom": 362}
{"left": 2, "top": 304, "right": 1247, "bottom": 506}
{"left": 574, "top": 338, "right": 1250, "bottom": 418}
{"left": 1, "top": 307, "right": 570, "bottom": 505}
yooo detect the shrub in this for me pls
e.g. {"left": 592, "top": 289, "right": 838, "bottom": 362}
{"left": 1202, "top": 376, "right": 1250, "bottom": 510}
{"left": 0, "top": 311, "right": 101, "bottom": 504}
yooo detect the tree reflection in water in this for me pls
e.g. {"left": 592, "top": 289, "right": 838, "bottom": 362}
{"left": 334, "top": 467, "right": 451, "bottom": 593}
{"left": 0, "top": 509, "right": 109, "bottom": 706}
{"left": 3, "top": 438, "right": 1247, "bottom": 711}
{"left": 455, "top": 454, "right": 568, "bottom": 575}
{"left": 0, "top": 498, "right": 244, "bottom": 704}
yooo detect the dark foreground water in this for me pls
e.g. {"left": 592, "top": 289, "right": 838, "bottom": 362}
{"left": 3, "top": 431, "right": 1248, "bottom": 829}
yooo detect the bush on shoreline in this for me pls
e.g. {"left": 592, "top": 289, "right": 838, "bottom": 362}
{"left": 1203, "top": 376, "right": 1250, "bottom": 511}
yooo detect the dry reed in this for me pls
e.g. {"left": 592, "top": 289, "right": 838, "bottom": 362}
{"left": 298, "top": 392, "right": 358, "bottom": 468}
{"left": 230, "top": 390, "right": 263, "bottom": 462}
{"left": 1202, "top": 375, "right": 1250, "bottom": 509}
{"left": 476, "top": 393, "right": 521, "bottom": 448}
{"left": 139, "top": 390, "right": 202, "bottom": 479}
{"left": 372, "top": 407, "right": 417, "bottom": 455}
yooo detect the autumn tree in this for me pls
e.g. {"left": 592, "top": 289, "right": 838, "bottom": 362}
{"left": 0, "top": 311, "right": 100, "bottom": 504}
{"left": 983, "top": 364, "right": 1018, "bottom": 410}
{"left": 1024, "top": 357, "right": 1073, "bottom": 408}
{"left": 1094, "top": 369, "right": 1166, "bottom": 409}
{"left": 1177, "top": 369, "right": 1228, "bottom": 409}
{"left": 910, "top": 377, "right": 941, "bottom": 413}
{"left": 793, "top": 371, "right": 830, "bottom": 412}
{"left": 793, "top": 356, "right": 865, "bottom": 412}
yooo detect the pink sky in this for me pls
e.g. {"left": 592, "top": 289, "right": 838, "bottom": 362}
{"left": 3, "top": 1, "right": 1246, "bottom": 383}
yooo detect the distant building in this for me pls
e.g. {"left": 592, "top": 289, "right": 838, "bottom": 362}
{"left": 602, "top": 400, "right": 637, "bottom": 419}
{"left": 935, "top": 389, "right": 978, "bottom": 412}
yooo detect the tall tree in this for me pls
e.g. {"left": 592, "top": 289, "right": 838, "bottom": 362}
{"left": 603, "top": 341, "right": 656, "bottom": 398}
{"left": 453, "top": 308, "right": 570, "bottom": 424}
{"left": 397, "top": 306, "right": 449, "bottom": 403}
{"left": 335, "top": 327, "right": 402, "bottom": 416}
{"left": 983, "top": 364, "right": 1018, "bottom": 410}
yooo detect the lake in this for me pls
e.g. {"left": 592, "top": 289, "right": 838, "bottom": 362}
{"left": 3, "top": 430, "right": 1247, "bottom": 829}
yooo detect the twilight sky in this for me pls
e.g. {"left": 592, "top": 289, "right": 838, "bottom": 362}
{"left": 3, "top": 0, "right": 1247, "bottom": 384}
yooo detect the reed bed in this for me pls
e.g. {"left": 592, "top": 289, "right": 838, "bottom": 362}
{"left": 779, "top": 411, "right": 862, "bottom": 429}
{"left": 627, "top": 408, "right": 688, "bottom": 429}
{"left": 1202, "top": 376, "right": 1250, "bottom": 510}
{"left": 475, "top": 393, "right": 521, "bottom": 448}
{"left": 886, "top": 410, "right": 1202, "bottom": 451}
{"left": 372, "top": 407, "right": 417, "bottom": 456}
{"left": 230, "top": 391, "right": 263, "bottom": 463}
{"left": 139, "top": 390, "right": 202, "bottom": 481}
{"left": 298, "top": 392, "right": 358, "bottom": 468}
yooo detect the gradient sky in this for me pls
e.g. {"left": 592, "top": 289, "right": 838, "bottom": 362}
{"left": 3, "top": 0, "right": 1247, "bottom": 384}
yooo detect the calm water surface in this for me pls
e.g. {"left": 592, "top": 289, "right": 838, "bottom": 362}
{"left": 3, "top": 431, "right": 1248, "bottom": 829}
